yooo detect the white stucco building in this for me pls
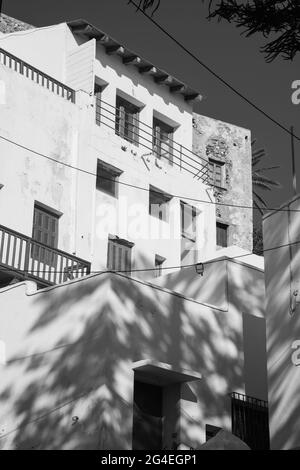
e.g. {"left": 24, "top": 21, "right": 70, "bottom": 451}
{"left": 0, "top": 16, "right": 269, "bottom": 451}
{"left": 0, "top": 19, "right": 221, "bottom": 289}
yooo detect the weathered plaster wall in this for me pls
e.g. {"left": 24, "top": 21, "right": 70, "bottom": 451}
{"left": 0, "top": 252, "right": 266, "bottom": 450}
{"left": 0, "top": 63, "right": 80, "bottom": 255}
{"left": 263, "top": 195, "right": 300, "bottom": 449}
{"left": 193, "top": 114, "right": 253, "bottom": 252}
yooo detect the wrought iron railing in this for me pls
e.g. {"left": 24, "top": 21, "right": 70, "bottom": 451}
{"left": 0, "top": 224, "right": 90, "bottom": 287}
{"left": 230, "top": 392, "right": 270, "bottom": 450}
{"left": 95, "top": 99, "right": 210, "bottom": 184}
{"left": 0, "top": 47, "right": 76, "bottom": 103}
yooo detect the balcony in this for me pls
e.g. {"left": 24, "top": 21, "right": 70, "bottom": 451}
{"left": 96, "top": 100, "right": 210, "bottom": 184}
{"left": 230, "top": 392, "right": 269, "bottom": 450}
{"left": 0, "top": 47, "right": 76, "bottom": 103}
{"left": 0, "top": 224, "right": 91, "bottom": 288}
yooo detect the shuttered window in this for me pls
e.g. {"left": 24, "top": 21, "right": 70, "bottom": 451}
{"left": 216, "top": 222, "right": 228, "bottom": 247}
{"left": 32, "top": 204, "right": 59, "bottom": 264}
{"left": 153, "top": 117, "right": 174, "bottom": 165}
{"left": 107, "top": 237, "right": 133, "bottom": 274}
{"left": 115, "top": 96, "right": 139, "bottom": 145}
{"left": 208, "top": 159, "right": 225, "bottom": 187}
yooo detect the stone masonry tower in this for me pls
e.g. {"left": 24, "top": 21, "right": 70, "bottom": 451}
{"left": 193, "top": 113, "right": 253, "bottom": 252}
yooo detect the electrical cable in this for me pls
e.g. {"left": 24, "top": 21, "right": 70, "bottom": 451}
{"left": 128, "top": 0, "right": 300, "bottom": 143}
{"left": 0, "top": 132, "right": 298, "bottom": 213}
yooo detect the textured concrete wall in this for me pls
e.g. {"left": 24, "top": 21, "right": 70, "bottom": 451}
{"left": 0, "top": 14, "right": 33, "bottom": 34}
{"left": 193, "top": 114, "right": 253, "bottom": 252}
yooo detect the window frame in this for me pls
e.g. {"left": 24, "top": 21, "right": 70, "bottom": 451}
{"left": 180, "top": 201, "right": 198, "bottom": 242}
{"left": 208, "top": 158, "right": 226, "bottom": 188}
{"left": 149, "top": 186, "right": 172, "bottom": 222}
{"left": 96, "top": 160, "right": 122, "bottom": 198}
{"left": 107, "top": 235, "right": 134, "bottom": 275}
{"left": 152, "top": 117, "right": 175, "bottom": 165}
{"left": 31, "top": 202, "right": 61, "bottom": 266}
{"left": 115, "top": 95, "right": 140, "bottom": 146}
{"left": 216, "top": 221, "right": 229, "bottom": 248}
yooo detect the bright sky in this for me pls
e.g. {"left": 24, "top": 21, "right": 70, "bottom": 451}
{"left": 2, "top": 0, "right": 300, "bottom": 208}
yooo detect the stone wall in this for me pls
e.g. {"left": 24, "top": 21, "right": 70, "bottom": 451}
{"left": 193, "top": 113, "right": 253, "bottom": 252}
{"left": 0, "top": 13, "right": 34, "bottom": 34}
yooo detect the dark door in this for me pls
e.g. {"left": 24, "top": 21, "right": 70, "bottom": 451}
{"left": 132, "top": 380, "right": 163, "bottom": 450}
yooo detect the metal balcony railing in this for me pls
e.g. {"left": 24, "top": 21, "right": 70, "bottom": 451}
{"left": 0, "top": 224, "right": 90, "bottom": 287}
{"left": 230, "top": 392, "right": 270, "bottom": 450}
{"left": 0, "top": 47, "right": 76, "bottom": 103}
{"left": 96, "top": 99, "right": 210, "bottom": 184}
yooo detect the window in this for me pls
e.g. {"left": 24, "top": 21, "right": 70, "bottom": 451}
{"left": 149, "top": 186, "right": 172, "bottom": 222}
{"left": 216, "top": 222, "right": 228, "bottom": 248}
{"left": 107, "top": 236, "right": 133, "bottom": 274}
{"left": 208, "top": 158, "right": 225, "bottom": 187}
{"left": 115, "top": 95, "right": 139, "bottom": 145}
{"left": 155, "top": 254, "right": 166, "bottom": 278}
{"left": 94, "top": 83, "right": 102, "bottom": 126}
{"left": 96, "top": 160, "right": 122, "bottom": 198}
{"left": 180, "top": 201, "right": 197, "bottom": 241}
{"left": 32, "top": 203, "right": 60, "bottom": 264}
{"left": 153, "top": 117, "right": 174, "bottom": 165}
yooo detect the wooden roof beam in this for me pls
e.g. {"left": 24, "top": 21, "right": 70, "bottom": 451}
{"left": 105, "top": 45, "right": 125, "bottom": 55}
{"left": 123, "top": 55, "right": 141, "bottom": 65}
{"left": 139, "top": 65, "right": 157, "bottom": 75}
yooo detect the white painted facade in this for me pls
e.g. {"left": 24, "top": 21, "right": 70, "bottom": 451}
{"left": 0, "top": 21, "right": 217, "bottom": 281}
{"left": 263, "top": 194, "right": 300, "bottom": 449}
{"left": 0, "top": 248, "right": 266, "bottom": 450}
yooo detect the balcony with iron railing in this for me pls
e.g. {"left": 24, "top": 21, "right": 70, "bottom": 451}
{"left": 96, "top": 99, "right": 210, "bottom": 185}
{"left": 0, "top": 224, "right": 91, "bottom": 288}
{"left": 0, "top": 47, "right": 76, "bottom": 103}
{"left": 230, "top": 392, "right": 270, "bottom": 450}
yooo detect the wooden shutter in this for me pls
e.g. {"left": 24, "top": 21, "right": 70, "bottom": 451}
{"left": 118, "top": 105, "right": 125, "bottom": 138}
{"left": 94, "top": 84, "right": 102, "bottom": 126}
{"left": 154, "top": 125, "right": 161, "bottom": 157}
{"left": 32, "top": 206, "right": 59, "bottom": 264}
{"left": 132, "top": 112, "right": 139, "bottom": 145}
{"left": 107, "top": 239, "right": 132, "bottom": 274}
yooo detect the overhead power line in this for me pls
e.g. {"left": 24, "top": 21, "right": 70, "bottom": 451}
{"left": 128, "top": 0, "right": 300, "bottom": 143}
{"left": 0, "top": 132, "right": 298, "bottom": 213}
{"left": 0, "top": 237, "right": 298, "bottom": 280}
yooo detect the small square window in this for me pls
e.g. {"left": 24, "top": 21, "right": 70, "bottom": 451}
{"left": 96, "top": 160, "right": 122, "bottom": 198}
{"left": 149, "top": 186, "right": 172, "bottom": 222}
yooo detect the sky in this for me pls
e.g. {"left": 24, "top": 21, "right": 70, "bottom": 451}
{"left": 2, "top": 0, "right": 299, "bottom": 209}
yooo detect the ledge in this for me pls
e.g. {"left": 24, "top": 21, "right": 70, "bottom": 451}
{"left": 132, "top": 359, "right": 202, "bottom": 386}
